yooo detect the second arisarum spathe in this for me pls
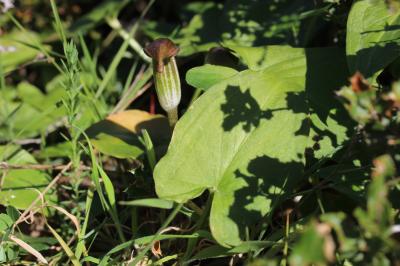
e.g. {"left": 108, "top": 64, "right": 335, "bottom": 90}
{"left": 144, "top": 38, "right": 181, "bottom": 127}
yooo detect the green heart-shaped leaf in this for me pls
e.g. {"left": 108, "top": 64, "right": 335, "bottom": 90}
{"left": 186, "top": 64, "right": 238, "bottom": 91}
{"left": 346, "top": 0, "right": 400, "bottom": 79}
{"left": 154, "top": 46, "right": 350, "bottom": 246}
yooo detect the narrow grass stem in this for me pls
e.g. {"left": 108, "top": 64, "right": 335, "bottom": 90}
{"left": 189, "top": 88, "right": 202, "bottom": 106}
{"left": 282, "top": 212, "right": 290, "bottom": 266}
{"left": 106, "top": 17, "right": 151, "bottom": 63}
{"left": 13, "top": 162, "right": 73, "bottom": 228}
{"left": 182, "top": 194, "right": 213, "bottom": 263}
{"left": 130, "top": 203, "right": 183, "bottom": 265}
{"left": 95, "top": 0, "right": 155, "bottom": 99}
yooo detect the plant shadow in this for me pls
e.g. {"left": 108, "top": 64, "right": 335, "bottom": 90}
{"left": 84, "top": 117, "right": 171, "bottom": 154}
{"left": 181, "top": 0, "right": 320, "bottom": 49}
{"left": 85, "top": 120, "right": 144, "bottom": 148}
{"left": 228, "top": 155, "right": 303, "bottom": 237}
{"left": 346, "top": 42, "right": 400, "bottom": 79}
{"left": 220, "top": 85, "right": 305, "bottom": 132}
{"left": 217, "top": 47, "right": 355, "bottom": 240}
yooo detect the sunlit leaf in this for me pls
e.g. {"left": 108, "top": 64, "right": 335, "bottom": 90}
{"left": 154, "top": 46, "right": 351, "bottom": 246}
{"left": 0, "top": 146, "right": 54, "bottom": 210}
{"left": 346, "top": 0, "right": 400, "bottom": 79}
{"left": 0, "top": 31, "right": 43, "bottom": 72}
{"left": 155, "top": 47, "right": 310, "bottom": 246}
{"left": 186, "top": 64, "right": 238, "bottom": 91}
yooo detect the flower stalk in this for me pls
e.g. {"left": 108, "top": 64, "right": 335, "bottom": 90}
{"left": 144, "top": 38, "right": 181, "bottom": 127}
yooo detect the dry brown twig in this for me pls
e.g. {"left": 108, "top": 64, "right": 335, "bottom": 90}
{"left": 13, "top": 161, "right": 73, "bottom": 228}
{"left": 111, "top": 65, "right": 153, "bottom": 114}
{"left": 6, "top": 162, "right": 73, "bottom": 265}
{"left": 0, "top": 162, "right": 90, "bottom": 171}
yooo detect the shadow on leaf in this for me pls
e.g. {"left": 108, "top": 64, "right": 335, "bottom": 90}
{"left": 178, "top": 0, "right": 321, "bottom": 54}
{"left": 227, "top": 155, "right": 303, "bottom": 238}
{"left": 85, "top": 114, "right": 170, "bottom": 159}
{"left": 346, "top": 42, "right": 400, "bottom": 79}
{"left": 220, "top": 85, "right": 305, "bottom": 132}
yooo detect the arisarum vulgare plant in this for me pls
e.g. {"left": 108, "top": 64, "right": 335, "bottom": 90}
{"left": 144, "top": 38, "right": 181, "bottom": 127}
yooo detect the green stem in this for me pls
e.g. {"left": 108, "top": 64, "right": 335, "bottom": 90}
{"left": 75, "top": 189, "right": 94, "bottom": 260}
{"left": 317, "top": 191, "right": 326, "bottom": 214}
{"left": 182, "top": 194, "right": 213, "bottom": 263}
{"left": 186, "top": 200, "right": 203, "bottom": 216}
{"left": 281, "top": 212, "right": 290, "bottom": 266}
{"left": 189, "top": 88, "right": 202, "bottom": 106}
{"left": 129, "top": 203, "right": 183, "bottom": 265}
{"left": 106, "top": 17, "right": 151, "bottom": 63}
{"left": 110, "top": 208, "right": 126, "bottom": 243}
{"left": 167, "top": 107, "right": 179, "bottom": 128}
{"left": 131, "top": 207, "right": 138, "bottom": 237}
{"left": 95, "top": 0, "right": 155, "bottom": 98}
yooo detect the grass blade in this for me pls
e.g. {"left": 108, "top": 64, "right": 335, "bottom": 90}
{"left": 119, "top": 198, "right": 173, "bottom": 209}
{"left": 46, "top": 223, "right": 80, "bottom": 266}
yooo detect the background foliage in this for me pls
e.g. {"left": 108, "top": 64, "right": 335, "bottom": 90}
{"left": 0, "top": 0, "right": 399, "bottom": 265}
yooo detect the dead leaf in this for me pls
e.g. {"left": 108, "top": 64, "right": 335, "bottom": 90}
{"left": 151, "top": 240, "right": 162, "bottom": 258}
{"left": 350, "top": 71, "right": 371, "bottom": 93}
{"left": 85, "top": 110, "right": 171, "bottom": 159}
{"left": 10, "top": 234, "right": 48, "bottom": 264}
{"left": 316, "top": 223, "right": 335, "bottom": 262}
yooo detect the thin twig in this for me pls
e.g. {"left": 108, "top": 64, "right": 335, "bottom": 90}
{"left": 45, "top": 116, "right": 68, "bottom": 135}
{"left": 0, "top": 162, "right": 90, "bottom": 171}
{"left": 113, "top": 82, "right": 152, "bottom": 113}
{"left": 0, "top": 169, "right": 7, "bottom": 190}
{"left": 3, "top": 56, "right": 48, "bottom": 77}
{"left": 13, "top": 162, "right": 73, "bottom": 228}
{"left": 106, "top": 17, "right": 151, "bottom": 63}
{"left": 12, "top": 138, "right": 42, "bottom": 145}
{"left": 111, "top": 65, "right": 152, "bottom": 114}
{"left": 387, "top": 177, "right": 400, "bottom": 186}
